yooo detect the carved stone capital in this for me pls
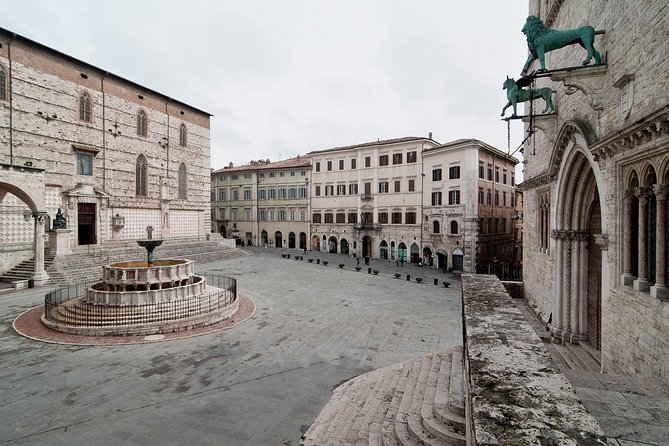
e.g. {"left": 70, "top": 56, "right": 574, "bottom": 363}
{"left": 635, "top": 187, "right": 651, "bottom": 200}
{"left": 32, "top": 212, "right": 49, "bottom": 223}
{"left": 653, "top": 184, "right": 668, "bottom": 201}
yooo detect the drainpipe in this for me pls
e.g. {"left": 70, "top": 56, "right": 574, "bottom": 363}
{"left": 420, "top": 141, "right": 426, "bottom": 265}
{"left": 7, "top": 33, "right": 17, "bottom": 165}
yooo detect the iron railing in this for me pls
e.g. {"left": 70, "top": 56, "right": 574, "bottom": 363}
{"left": 44, "top": 273, "right": 237, "bottom": 327}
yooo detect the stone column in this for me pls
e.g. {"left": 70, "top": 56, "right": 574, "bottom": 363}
{"left": 593, "top": 233, "right": 609, "bottom": 374}
{"left": 651, "top": 185, "right": 668, "bottom": 300}
{"left": 551, "top": 229, "right": 564, "bottom": 341}
{"left": 570, "top": 232, "right": 588, "bottom": 343}
{"left": 621, "top": 192, "right": 635, "bottom": 286}
{"left": 31, "top": 212, "right": 50, "bottom": 286}
{"left": 633, "top": 189, "right": 650, "bottom": 292}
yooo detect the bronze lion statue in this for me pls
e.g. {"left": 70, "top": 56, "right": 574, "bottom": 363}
{"left": 521, "top": 15, "right": 601, "bottom": 74}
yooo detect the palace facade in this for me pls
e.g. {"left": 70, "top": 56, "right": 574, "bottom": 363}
{"left": 520, "top": 0, "right": 669, "bottom": 383}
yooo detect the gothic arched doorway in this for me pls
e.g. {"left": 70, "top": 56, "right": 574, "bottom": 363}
{"left": 288, "top": 232, "right": 296, "bottom": 249}
{"left": 340, "top": 238, "right": 349, "bottom": 255}
{"left": 362, "top": 236, "right": 372, "bottom": 258}
{"left": 299, "top": 232, "right": 307, "bottom": 250}
{"left": 275, "top": 231, "right": 283, "bottom": 248}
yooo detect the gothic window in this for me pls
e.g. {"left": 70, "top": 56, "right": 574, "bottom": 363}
{"left": 136, "top": 155, "right": 147, "bottom": 197}
{"left": 178, "top": 163, "right": 187, "bottom": 199}
{"left": 0, "top": 67, "right": 6, "bottom": 101}
{"left": 451, "top": 221, "right": 459, "bottom": 234}
{"left": 433, "top": 220, "right": 440, "bottom": 233}
{"left": 179, "top": 124, "right": 187, "bottom": 146}
{"left": 79, "top": 91, "right": 92, "bottom": 122}
{"left": 537, "top": 190, "right": 550, "bottom": 253}
{"left": 137, "top": 110, "right": 148, "bottom": 136}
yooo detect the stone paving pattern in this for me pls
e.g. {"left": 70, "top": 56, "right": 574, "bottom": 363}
{"left": 0, "top": 248, "right": 463, "bottom": 445}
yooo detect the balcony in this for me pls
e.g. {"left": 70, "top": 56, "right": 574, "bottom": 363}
{"left": 353, "top": 223, "right": 381, "bottom": 231}
{"left": 361, "top": 193, "right": 373, "bottom": 201}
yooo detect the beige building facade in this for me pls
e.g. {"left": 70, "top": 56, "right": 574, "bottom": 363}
{"left": 211, "top": 157, "right": 311, "bottom": 249}
{"left": 520, "top": 0, "right": 669, "bottom": 383}
{"left": 0, "top": 27, "right": 211, "bottom": 283}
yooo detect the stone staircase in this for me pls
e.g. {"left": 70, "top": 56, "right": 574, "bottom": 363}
{"left": 301, "top": 347, "right": 466, "bottom": 445}
{"left": 0, "top": 254, "right": 61, "bottom": 283}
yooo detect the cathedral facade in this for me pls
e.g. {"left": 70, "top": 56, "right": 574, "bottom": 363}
{"left": 0, "top": 27, "right": 211, "bottom": 282}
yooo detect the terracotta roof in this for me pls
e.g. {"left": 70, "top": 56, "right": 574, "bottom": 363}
{"left": 212, "top": 156, "right": 310, "bottom": 174}
{"left": 307, "top": 136, "right": 435, "bottom": 155}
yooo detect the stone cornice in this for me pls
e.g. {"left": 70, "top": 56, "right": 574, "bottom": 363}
{"left": 590, "top": 105, "right": 669, "bottom": 161}
{"left": 518, "top": 173, "right": 554, "bottom": 191}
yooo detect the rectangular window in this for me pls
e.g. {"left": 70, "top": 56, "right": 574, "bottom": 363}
{"left": 336, "top": 212, "right": 346, "bottom": 223}
{"left": 407, "top": 151, "right": 417, "bottom": 163}
{"left": 408, "top": 179, "right": 415, "bottom": 192}
{"left": 327, "top": 161, "right": 332, "bottom": 171}
{"left": 280, "top": 172, "right": 284, "bottom": 177}
{"left": 219, "top": 189, "right": 227, "bottom": 201}
{"left": 299, "top": 187, "right": 308, "bottom": 198}
{"left": 449, "top": 166, "right": 460, "bottom": 179}
{"left": 503, "top": 171, "right": 507, "bottom": 184}
{"left": 365, "top": 156, "right": 371, "bottom": 168}
{"left": 349, "top": 183, "right": 358, "bottom": 195}
{"left": 488, "top": 166, "right": 493, "bottom": 181}
{"left": 487, "top": 189, "right": 491, "bottom": 205}
{"left": 391, "top": 212, "right": 402, "bottom": 224}
{"left": 511, "top": 175, "right": 515, "bottom": 186}
{"left": 278, "top": 210, "right": 286, "bottom": 221}
{"left": 379, "top": 155, "right": 389, "bottom": 166}
{"left": 268, "top": 189, "right": 276, "bottom": 199}
{"left": 394, "top": 180, "right": 401, "bottom": 192}
{"left": 269, "top": 210, "right": 275, "bottom": 221}
{"left": 325, "top": 185, "right": 334, "bottom": 196}
{"left": 478, "top": 188, "right": 484, "bottom": 204}
{"left": 479, "top": 164, "right": 484, "bottom": 179}
{"left": 278, "top": 188, "right": 286, "bottom": 199}
{"left": 232, "top": 189, "right": 239, "bottom": 200}
{"left": 243, "top": 189, "right": 252, "bottom": 200}
{"left": 231, "top": 208, "right": 238, "bottom": 221}
{"left": 291, "top": 171, "right": 295, "bottom": 176}
{"left": 392, "top": 153, "right": 402, "bottom": 165}
{"left": 495, "top": 168, "right": 500, "bottom": 182}
{"left": 364, "top": 182, "right": 372, "bottom": 195}
{"left": 232, "top": 175, "right": 238, "bottom": 180}
{"left": 257, "top": 189, "right": 265, "bottom": 200}
{"left": 448, "top": 190, "right": 460, "bottom": 205}
{"left": 269, "top": 172, "right": 275, "bottom": 178}
{"left": 211, "top": 191, "right": 215, "bottom": 201}
{"left": 379, "top": 181, "right": 389, "bottom": 193}
{"left": 313, "top": 213, "right": 322, "bottom": 223}
{"left": 348, "top": 212, "right": 358, "bottom": 223}
{"left": 290, "top": 210, "right": 295, "bottom": 221}
{"left": 244, "top": 173, "right": 251, "bottom": 179}
{"left": 495, "top": 191, "right": 500, "bottom": 206}
{"left": 287, "top": 188, "right": 295, "bottom": 199}
{"left": 244, "top": 208, "right": 251, "bottom": 220}
{"left": 77, "top": 152, "right": 93, "bottom": 175}
{"left": 300, "top": 209, "right": 306, "bottom": 221}
{"left": 339, "top": 159, "right": 344, "bottom": 170}
{"left": 431, "top": 192, "right": 442, "bottom": 206}
{"left": 258, "top": 173, "right": 264, "bottom": 179}
{"left": 337, "top": 184, "right": 346, "bottom": 195}
{"left": 324, "top": 213, "right": 334, "bottom": 223}
{"left": 405, "top": 212, "right": 416, "bottom": 225}
{"left": 503, "top": 191, "right": 507, "bottom": 206}
{"left": 315, "top": 186, "right": 321, "bottom": 196}
{"left": 259, "top": 210, "right": 266, "bottom": 221}
{"left": 432, "top": 168, "right": 442, "bottom": 181}
{"left": 351, "top": 158, "right": 357, "bottom": 169}
{"left": 378, "top": 212, "right": 389, "bottom": 224}
{"left": 315, "top": 162, "right": 320, "bottom": 172}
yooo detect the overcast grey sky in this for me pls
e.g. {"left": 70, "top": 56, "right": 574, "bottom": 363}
{"left": 3, "top": 0, "right": 530, "bottom": 173}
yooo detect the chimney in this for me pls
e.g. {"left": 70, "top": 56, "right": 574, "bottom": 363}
{"left": 429, "top": 132, "right": 433, "bottom": 139}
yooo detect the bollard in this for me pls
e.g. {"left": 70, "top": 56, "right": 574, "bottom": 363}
{"left": 287, "top": 254, "right": 290, "bottom": 259}
{"left": 368, "top": 268, "right": 372, "bottom": 274}
{"left": 434, "top": 278, "right": 438, "bottom": 286}
{"left": 406, "top": 274, "right": 411, "bottom": 281}
{"left": 317, "top": 259, "right": 320, "bottom": 264}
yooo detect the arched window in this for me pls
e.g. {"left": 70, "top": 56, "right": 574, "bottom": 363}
{"left": 137, "top": 110, "right": 148, "bottom": 136}
{"left": 0, "top": 67, "right": 6, "bottom": 101}
{"left": 450, "top": 220, "right": 459, "bottom": 234}
{"left": 178, "top": 163, "right": 187, "bottom": 199}
{"left": 136, "top": 155, "right": 147, "bottom": 196}
{"left": 79, "top": 91, "right": 92, "bottom": 122}
{"left": 433, "top": 220, "right": 440, "bottom": 233}
{"left": 179, "top": 123, "right": 187, "bottom": 147}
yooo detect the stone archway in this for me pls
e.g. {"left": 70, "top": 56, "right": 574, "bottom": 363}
{"left": 0, "top": 166, "right": 49, "bottom": 284}
{"left": 551, "top": 125, "right": 606, "bottom": 353}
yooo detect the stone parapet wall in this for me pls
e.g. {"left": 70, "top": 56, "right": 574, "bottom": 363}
{"left": 461, "top": 274, "right": 606, "bottom": 445}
